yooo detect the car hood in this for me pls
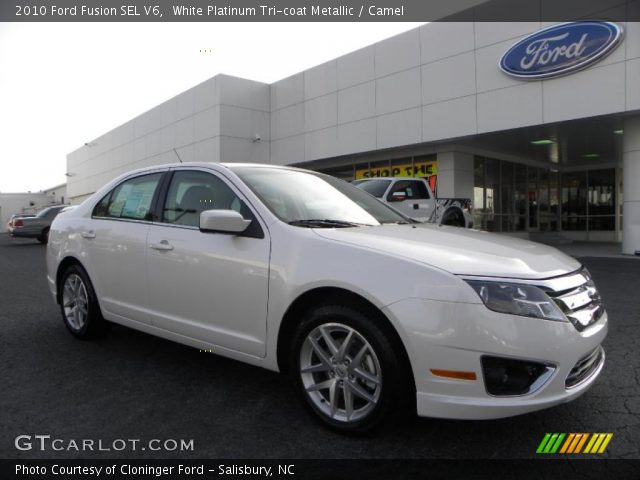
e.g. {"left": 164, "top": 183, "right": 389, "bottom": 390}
{"left": 313, "top": 224, "right": 581, "bottom": 279}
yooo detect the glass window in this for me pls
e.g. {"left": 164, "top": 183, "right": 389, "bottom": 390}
{"left": 474, "top": 157, "right": 485, "bottom": 211}
{"left": 483, "top": 158, "right": 501, "bottom": 232}
{"left": 233, "top": 167, "right": 409, "bottom": 226}
{"left": 588, "top": 169, "right": 615, "bottom": 216}
{"left": 473, "top": 157, "right": 486, "bottom": 230}
{"left": 368, "top": 160, "right": 392, "bottom": 178}
{"left": 94, "top": 173, "right": 162, "bottom": 221}
{"left": 539, "top": 169, "right": 549, "bottom": 213}
{"left": 352, "top": 179, "right": 392, "bottom": 198}
{"left": 354, "top": 162, "right": 370, "bottom": 180}
{"left": 561, "top": 172, "right": 587, "bottom": 230}
{"left": 93, "top": 194, "right": 111, "bottom": 218}
{"left": 387, "top": 180, "right": 430, "bottom": 200}
{"left": 163, "top": 170, "right": 243, "bottom": 227}
{"left": 527, "top": 167, "right": 538, "bottom": 230}
{"left": 36, "top": 207, "right": 56, "bottom": 218}
{"left": 390, "top": 157, "right": 413, "bottom": 178}
{"left": 501, "top": 162, "right": 514, "bottom": 217}
{"left": 549, "top": 170, "right": 559, "bottom": 231}
{"left": 588, "top": 169, "right": 615, "bottom": 231}
{"left": 514, "top": 164, "right": 527, "bottom": 232}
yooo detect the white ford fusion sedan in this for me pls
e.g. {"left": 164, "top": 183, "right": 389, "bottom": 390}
{"left": 47, "top": 163, "right": 607, "bottom": 433}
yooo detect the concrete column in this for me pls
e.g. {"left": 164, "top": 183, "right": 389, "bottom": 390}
{"left": 622, "top": 116, "right": 640, "bottom": 255}
{"left": 436, "top": 151, "right": 474, "bottom": 199}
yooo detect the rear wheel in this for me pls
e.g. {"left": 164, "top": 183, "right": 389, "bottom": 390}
{"left": 38, "top": 228, "right": 50, "bottom": 244}
{"left": 441, "top": 208, "right": 465, "bottom": 227}
{"left": 59, "top": 265, "right": 106, "bottom": 339}
{"left": 291, "top": 304, "right": 408, "bottom": 434}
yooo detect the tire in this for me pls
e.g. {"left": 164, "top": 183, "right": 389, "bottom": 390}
{"left": 290, "top": 304, "right": 408, "bottom": 434}
{"left": 59, "top": 264, "right": 106, "bottom": 339}
{"left": 441, "top": 208, "right": 465, "bottom": 228}
{"left": 38, "top": 228, "right": 50, "bottom": 244}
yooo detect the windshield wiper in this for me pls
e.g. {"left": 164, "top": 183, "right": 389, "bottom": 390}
{"left": 288, "top": 219, "right": 367, "bottom": 228}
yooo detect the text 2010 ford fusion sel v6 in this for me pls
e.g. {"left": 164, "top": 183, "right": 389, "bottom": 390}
{"left": 46, "top": 163, "right": 607, "bottom": 433}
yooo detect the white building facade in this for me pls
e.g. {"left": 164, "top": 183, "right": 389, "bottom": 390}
{"left": 67, "top": 10, "right": 640, "bottom": 254}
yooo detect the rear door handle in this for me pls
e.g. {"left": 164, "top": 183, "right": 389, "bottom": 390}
{"left": 80, "top": 231, "right": 96, "bottom": 239}
{"left": 149, "top": 240, "right": 174, "bottom": 251}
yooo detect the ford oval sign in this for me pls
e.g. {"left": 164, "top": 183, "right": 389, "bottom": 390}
{"left": 500, "top": 21, "right": 623, "bottom": 79}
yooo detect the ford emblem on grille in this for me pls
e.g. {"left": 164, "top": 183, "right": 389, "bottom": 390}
{"left": 499, "top": 21, "right": 624, "bottom": 79}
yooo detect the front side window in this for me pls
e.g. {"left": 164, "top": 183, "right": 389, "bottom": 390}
{"left": 387, "top": 180, "right": 430, "bottom": 200}
{"left": 162, "top": 170, "right": 244, "bottom": 227}
{"left": 93, "top": 173, "right": 162, "bottom": 221}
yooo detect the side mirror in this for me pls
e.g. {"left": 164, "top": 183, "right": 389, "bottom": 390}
{"left": 388, "top": 191, "right": 406, "bottom": 202}
{"left": 199, "top": 209, "right": 251, "bottom": 234}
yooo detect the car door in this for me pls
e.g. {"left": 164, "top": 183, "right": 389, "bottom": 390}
{"left": 146, "top": 168, "right": 270, "bottom": 357}
{"left": 85, "top": 171, "right": 165, "bottom": 325}
{"left": 386, "top": 179, "right": 433, "bottom": 220}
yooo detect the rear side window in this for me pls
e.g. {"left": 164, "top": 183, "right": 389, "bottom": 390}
{"left": 93, "top": 173, "right": 162, "bottom": 221}
{"left": 36, "top": 207, "right": 52, "bottom": 218}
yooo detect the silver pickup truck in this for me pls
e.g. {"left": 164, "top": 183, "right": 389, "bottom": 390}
{"left": 352, "top": 177, "right": 473, "bottom": 227}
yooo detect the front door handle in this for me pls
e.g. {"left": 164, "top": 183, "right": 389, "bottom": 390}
{"left": 80, "top": 231, "right": 96, "bottom": 239}
{"left": 150, "top": 240, "right": 174, "bottom": 251}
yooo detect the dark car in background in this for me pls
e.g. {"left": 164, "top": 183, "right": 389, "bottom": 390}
{"left": 9, "top": 206, "right": 67, "bottom": 244}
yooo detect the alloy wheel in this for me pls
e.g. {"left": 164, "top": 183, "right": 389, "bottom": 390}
{"left": 299, "top": 322, "right": 382, "bottom": 423}
{"left": 62, "top": 274, "right": 89, "bottom": 331}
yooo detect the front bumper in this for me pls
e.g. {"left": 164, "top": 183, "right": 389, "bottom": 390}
{"left": 383, "top": 298, "right": 607, "bottom": 420}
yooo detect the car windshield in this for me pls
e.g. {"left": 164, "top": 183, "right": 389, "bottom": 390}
{"left": 352, "top": 179, "right": 392, "bottom": 198}
{"left": 232, "top": 167, "right": 410, "bottom": 227}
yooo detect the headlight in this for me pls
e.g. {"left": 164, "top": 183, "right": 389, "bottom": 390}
{"left": 465, "top": 280, "right": 566, "bottom": 322}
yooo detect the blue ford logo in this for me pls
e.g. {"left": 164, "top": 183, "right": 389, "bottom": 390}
{"left": 500, "top": 21, "right": 623, "bottom": 79}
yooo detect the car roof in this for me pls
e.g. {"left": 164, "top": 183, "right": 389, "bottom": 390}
{"left": 120, "top": 162, "right": 308, "bottom": 177}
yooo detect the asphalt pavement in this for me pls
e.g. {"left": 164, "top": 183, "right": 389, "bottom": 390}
{"left": 1, "top": 234, "right": 638, "bottom": 459}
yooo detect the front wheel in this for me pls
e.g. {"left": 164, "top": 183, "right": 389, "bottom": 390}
{"left": 59, "top": 265, "right": 106, "bottom": 339}
{"left": 291, "top": 304, "right": 407, "bottom": 434}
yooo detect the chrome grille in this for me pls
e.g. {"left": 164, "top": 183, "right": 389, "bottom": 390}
{"left": 545, "top": 269, "right": 605, "bottom": 331}
{"left": 565, "top": 346, "right": 604, "bottom": 389}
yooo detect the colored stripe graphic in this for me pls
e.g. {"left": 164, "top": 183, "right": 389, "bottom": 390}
{"left": 584, "top": 433, "right": 614, "bottom": 453}
{"left": 536, "top": 433, "right": 565, "bottom": 454}
{"left": 597, "top": 433, "right": 613, "bottom": 453}
{"left": 559, "top": 433, "right": 575, "bottom": 453}
{"left": 536, "top": 433, "right": 552, "bottom": 453}
{"left": 567, "top": 433, "right": 584, "bottom": 453}
{"left": 537, "top": 433, "right": 613, "bottom": 454}
{"left": 583, "top": 433, "right": 599, "bottom": 453}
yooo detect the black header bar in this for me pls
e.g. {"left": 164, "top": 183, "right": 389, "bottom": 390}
{"left": 2, "top": 0, "right": 640, "bottom": 22}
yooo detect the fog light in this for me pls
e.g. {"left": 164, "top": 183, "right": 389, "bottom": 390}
{"left": 481, "top": 356, "right": 554, "bottom": 396}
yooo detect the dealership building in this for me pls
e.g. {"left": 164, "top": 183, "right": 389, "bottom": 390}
{"left": 67, "top": 6, "right": 640, "bottom": 254}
